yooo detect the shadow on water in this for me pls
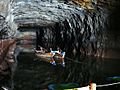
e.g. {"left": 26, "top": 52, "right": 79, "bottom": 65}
{"left": 13, "top": 53, "right": 120, "bottom": 90}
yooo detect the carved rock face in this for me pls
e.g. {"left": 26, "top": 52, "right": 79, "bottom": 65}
{"left": 13, "top": 1, "right": 107, "bottom": 57}
{"left": 0, "top": 13, "right": 16, "bottom": 89}
{"left": 0, "top": 14, "right": 16, "bottom": 63}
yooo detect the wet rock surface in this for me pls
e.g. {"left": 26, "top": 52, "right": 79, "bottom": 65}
{"left": 13, "top": 0, "right": 120, "bottom": 58}
{"left": 0, "top": 14, "right": 16, "bottom": 89}
{"left": 13, "top": 0, "right": 108, "bottom": 57}
{"left": 0, "top": 60, "right": 11, "bottom": 88}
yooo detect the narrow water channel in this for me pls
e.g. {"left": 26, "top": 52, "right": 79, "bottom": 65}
{"left": 13, "top": 52, "right": 120, "bottom": 90}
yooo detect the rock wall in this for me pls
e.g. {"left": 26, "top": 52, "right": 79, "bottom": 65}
{"left": 0, "top": 0, "right": 11, "bottom": 17}
{"left": 0, "top": 0, "right": 17, "bottom": 89}
{"left": 11, "top": 0, "right": 108, "bottom": 57}
{"left": 96, "top": 0, "right": 120, "bottom": 58}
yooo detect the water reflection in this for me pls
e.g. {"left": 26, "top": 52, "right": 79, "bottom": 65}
{"left": 13, "top": 53, "right": 120, "bottom": 90}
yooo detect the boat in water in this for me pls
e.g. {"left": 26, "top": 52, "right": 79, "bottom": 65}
{"left": 48, "top": 83, "right": 79, "bottom": 90}
{"left": 35, "top": 48, "right": 65, "bottom": 67}
{"left": 106, "top": 76, "right": 120, "bottom": 82}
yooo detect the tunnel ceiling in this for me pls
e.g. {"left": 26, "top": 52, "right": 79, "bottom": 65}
{"left": 12, "top": 1, "right": 89, "bottom": 27}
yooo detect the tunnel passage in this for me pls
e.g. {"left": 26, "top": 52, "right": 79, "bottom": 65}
{"left": 17, "top": 26, "right": 57, "bottom": 52}
{"left": 12, "top": 0, "right": 112, "bottom": 58}
{"left": 17, "top": 27, "right": 37, "bottom": 52}
{"left": 36, "top": 27, "right": 56, "bottom": 50}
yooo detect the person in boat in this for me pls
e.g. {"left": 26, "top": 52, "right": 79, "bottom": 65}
{"left": 35, "top": 46, "right": 46, "bottom": 54}
{"left": 57, "top": 48, "right": 65, "bottom": 66}
{"left": 50, "top": 47, "right": 60, "bottom": 56}
{"left": 48, "top": 48, "right": 58, "bottom": 65}
{"left": 58, "top": 48, "right": 65, "bottom": 59}
{"left": 50, "top": 47, "right": 65, "bottom": 58}
{"left": 50, "top": 47, "right": 65, "bottom": 66}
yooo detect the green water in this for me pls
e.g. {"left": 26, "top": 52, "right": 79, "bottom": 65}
{"left": 13, "top": 53, "right": 120, "bottom": 90}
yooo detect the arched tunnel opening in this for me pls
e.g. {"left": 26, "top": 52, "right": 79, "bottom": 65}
{"left": 1, "top": 0, "right": 120, "bottom": 90}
